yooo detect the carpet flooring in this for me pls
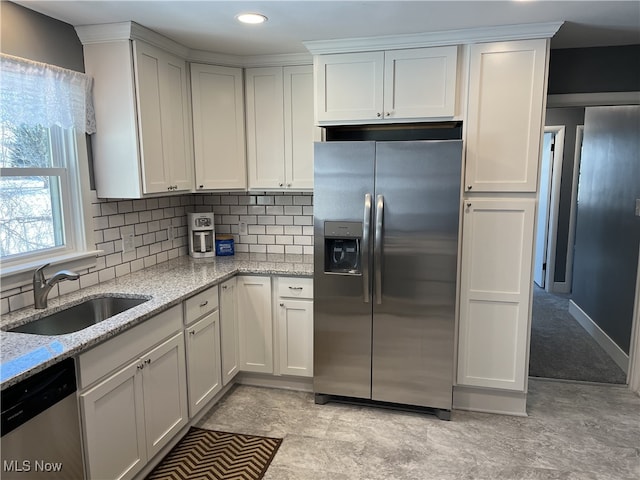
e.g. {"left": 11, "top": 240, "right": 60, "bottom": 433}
{"left": 529, "top": 286, "right": 627, "bottom": 384}
{"left": 146, "top": 428, "right": 282, "bottom": 480}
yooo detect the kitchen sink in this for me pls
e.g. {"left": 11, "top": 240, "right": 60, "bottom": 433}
{"left": 7, "top": 296, "right": 149, "bottom": 336}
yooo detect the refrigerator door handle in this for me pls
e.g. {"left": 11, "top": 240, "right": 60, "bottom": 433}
{"left": 362, "top": 193, "right": 372, "bottom": 303}
{"left": 375, "top": 194, "right": 384, "bottom": 305}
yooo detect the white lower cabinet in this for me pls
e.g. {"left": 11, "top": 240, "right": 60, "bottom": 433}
{"left": 185, "top": 311, "right": 222, "bottom": 416}
{"left": 457, "top": 198, "right": 536, "bottom": 391}
{"left": 183, "top": 285, "right": 222, "bottom": 418}
{"left": 220, "top": 277, "right": 240, "bottom": 385}
{"left": 237, "top": 276, "right": 273, "bottom": 373}
{"left": 275, "top": 277, "right": 313, "bottom": 377}
{"left": 80, "top": 331, "right": 188, "bottom": 480}
{"left": 236, "top": 276, "right": 314, "bottom": 378}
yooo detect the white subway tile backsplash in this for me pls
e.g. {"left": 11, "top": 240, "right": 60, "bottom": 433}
{"left": 2, "top": 191, "right": 312, "bottom": 313}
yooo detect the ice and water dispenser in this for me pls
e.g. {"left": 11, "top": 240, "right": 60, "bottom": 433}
{"left": 324, "top": 221, "right": 362, "bottom": 274}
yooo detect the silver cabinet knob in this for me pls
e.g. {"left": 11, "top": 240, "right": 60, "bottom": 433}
{"left": 376, "top": 112, "right": 382, "bottom": 118}
{"left": 467, "top": 185, "right": 472, "bottom": 190}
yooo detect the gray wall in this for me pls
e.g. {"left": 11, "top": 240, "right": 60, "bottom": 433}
{"left": 545, "top": 44, "right": 640, "bottom": 284}
{"left": 0, "top": 1, "right": 84, "bottom": 72}
{"left": 571, "top": 106, "right": 640, "bottom": 354}
{"left": 548, "top": 45, "right": 640, "bottom": 95}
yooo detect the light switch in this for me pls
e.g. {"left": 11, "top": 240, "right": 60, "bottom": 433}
{"left": 239, "top": 221, "right": 248, "bottom": 235}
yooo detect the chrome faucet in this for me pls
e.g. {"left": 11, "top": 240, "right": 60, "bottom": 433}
{"left": 33, "top": 263, "right": 80, "bottom": 309}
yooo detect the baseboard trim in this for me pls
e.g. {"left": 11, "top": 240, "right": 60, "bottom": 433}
{"left": 569, "top": 300, "right": 629, "bottom": 375}
{"left": 236, "top": 372, "right": 314, "bottom": 392}
{"left": 452, "top": 385, "right": 527, "bottom": 416}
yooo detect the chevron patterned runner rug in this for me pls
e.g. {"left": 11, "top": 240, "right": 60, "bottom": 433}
{"left": 146, "top": 428, "right": 282, "bottom": 480}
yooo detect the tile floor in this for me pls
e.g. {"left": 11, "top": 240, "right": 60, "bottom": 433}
{"left": 197, "top": 379, "right": 640, "bottom": 480}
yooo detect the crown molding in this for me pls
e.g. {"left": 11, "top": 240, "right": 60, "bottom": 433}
{"left": 75, "top": 21, "right": 190, "bottom": 58}
{"left": 303, "top": 21, "right": 564, "bottom": 55}
{"left": 76, "top": 21, "right": 312, "bottom": 67}
{"left": 76, "top": 21, "right": 562, "bottom": 67}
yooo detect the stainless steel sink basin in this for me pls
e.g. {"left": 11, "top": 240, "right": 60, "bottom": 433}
{"left": 8, "top": 296, "right": 149, "bottom": 335}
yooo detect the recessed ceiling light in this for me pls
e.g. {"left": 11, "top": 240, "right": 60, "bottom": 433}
{"left": 236, "top": 13, "right": 268, "bottom": 25}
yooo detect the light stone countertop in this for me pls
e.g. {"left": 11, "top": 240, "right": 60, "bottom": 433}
{"left": 0, "top": 253, "right": 313, "bottom": 390}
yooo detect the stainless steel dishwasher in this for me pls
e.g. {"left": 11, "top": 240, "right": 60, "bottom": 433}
{"left": 1, "top": 358, "right": 84, "bottom": 479}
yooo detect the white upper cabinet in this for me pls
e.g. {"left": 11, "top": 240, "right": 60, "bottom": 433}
{"left": 191, "top": 64, "right": 247, "bottom": 191}
{"left": 315, "top": 46, "right": 458, "bottom": 124}
{"left": 82, "top": 39, "right": 192, "bottom": 198}
{"left": 245, "top": 65, "right": 316, "bottom": 190}
{"left": 464, "top": 39, "right": 549, "bottom": 193}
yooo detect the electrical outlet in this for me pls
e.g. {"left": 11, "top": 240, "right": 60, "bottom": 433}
{"left": 167, "top": 226, "right": 174, "bottom": 241}
{"left": 636, "top": 199, "right": 640, "bottom": 217}
{"left": 239, "top": 221, "right": 248, "bottom": 236}
{"left": 123, "top": 233, "right": 135, "bottom": 253}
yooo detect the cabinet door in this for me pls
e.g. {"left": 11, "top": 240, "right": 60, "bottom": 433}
{"left": 237, "top": 276, "right": 273, "bottom": 373}
{"left": 383, "top": 46, "right": 458, "bottom": 119}
{"left": 134, "top": 41, "right": 168, "bottom": 194}
{"left": 457, "top": 199, "right": 536, "bottom": 391}
{"left": 134, "top": 41, "right": 191, "bottom": 194}
{"left": 191, "top": 64, "right": 247, "bottom": 190}
{"left": 465, "top": 39, "right": 549, "bottom": 192}
{"left": 246, "top": 67, "right": 285, "bottom": 189}
{"left": 141, "top": 332, "right": 188, "bottom": 459}
{"left": 80, "top": 361, "right": 146, "bottom": 480}
{"left": 220, "top": 277, "right": 240, "bottom": 385}
{"left": 315, "top": 51, "right": 384, "bottom": 123}
{"left": 277, "top": 299, "right": 313, "bottom": 377}
{"left": 284, "top": 65, "right": 316, "bottom": 190}
{"left": 186, "top": 311, "right": 222, "bottom": 416}
{"left": 163, "top": 51, "right": 192, "bottom": 192}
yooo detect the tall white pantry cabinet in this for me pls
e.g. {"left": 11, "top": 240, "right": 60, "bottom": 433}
{"left": 456, "top": 39, "right": 549, "bottom": 408}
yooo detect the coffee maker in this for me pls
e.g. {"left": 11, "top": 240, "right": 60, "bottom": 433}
{"left": 188, "top": 212, "right": 215, "bottom": 258}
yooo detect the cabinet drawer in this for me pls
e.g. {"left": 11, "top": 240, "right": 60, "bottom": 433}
{"left": 184, "top": 286, "right": 219, "bottom": 325}
{"left": 78, "top": 304, "right": 182, "bottom": 389}
{"left": 277, "top": 277, "right": 313, "bottom": 299}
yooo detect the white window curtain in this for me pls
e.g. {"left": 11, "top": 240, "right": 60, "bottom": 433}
{"left": 0, "top": 53, "right": 96, "bottom": 134}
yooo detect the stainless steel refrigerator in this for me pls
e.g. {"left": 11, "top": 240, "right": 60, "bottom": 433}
{"left": 313, "top": 140, "right": 462, "bottom": 419}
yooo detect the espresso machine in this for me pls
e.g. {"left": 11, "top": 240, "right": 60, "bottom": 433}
{"left": 188, "top": 212, "right": 215, "bottom": 258}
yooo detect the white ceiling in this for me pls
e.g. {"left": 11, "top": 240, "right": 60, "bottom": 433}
{"left": 13, "top": 1, "right": 640, "bottom": 56}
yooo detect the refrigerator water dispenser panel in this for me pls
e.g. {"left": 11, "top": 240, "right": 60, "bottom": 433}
{"left": 324, "top": 221, "right": 362, "bottom": 274}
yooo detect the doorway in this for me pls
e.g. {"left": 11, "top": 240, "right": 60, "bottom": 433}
{"left": 533, "top": 127, "right": 564, "bottom": 291}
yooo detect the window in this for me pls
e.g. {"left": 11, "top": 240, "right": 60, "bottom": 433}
{"left": 0, "top": 53, "right": 96, "bottom": 281}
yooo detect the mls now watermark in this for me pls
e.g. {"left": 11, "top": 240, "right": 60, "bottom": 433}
{"left": 3, "top": 460, "right": 64, "bottom": 473}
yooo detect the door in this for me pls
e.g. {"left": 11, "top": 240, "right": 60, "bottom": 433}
{"left": 457, "top": 198, "right": 536, "bottom": 391}
{"left": 220, "top": 277, "right": 239, "bottom": 385}
{"left": 372, "top": 141, "right": 462, "bottom": 409}
{"left": 277, "top": 299, "right": 314, "bottom": 377}
{"left": 142, "top": 332, "right": 188, "bottom": 459}
{"left": 237, "top": 276, "right": 273, "bottom": 373}
{"left": 315, "top": 52, "right": 384, "bottom": 123}
{"left": 80, "top": 361, "right": 147, "bottom": 480}
{"left": 313, "top": 142, "right": 375, "bottom": 398}
{"left": 190, "top": 64, "right": 246, "bottom": 190}
{"left": 186, "top": 312, "right": 222, "bottom": 416}
{"left": 534, "top": 132, "right": 554, "bottom": 288}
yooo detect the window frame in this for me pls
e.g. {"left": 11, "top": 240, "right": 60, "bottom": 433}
{"left": 0, "top": 127, "right": 98, "bottom": 290}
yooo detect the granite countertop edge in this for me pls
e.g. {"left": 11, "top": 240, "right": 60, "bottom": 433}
{"left": 1, "top": 253, "right": 313, "bottom": 390}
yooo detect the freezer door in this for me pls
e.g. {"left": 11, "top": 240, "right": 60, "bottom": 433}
{"left": 372, "top": 140, "right": 462, "bottom": 409}
{"left": 313, "top": 141, "right": 375, "bottom": 399}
